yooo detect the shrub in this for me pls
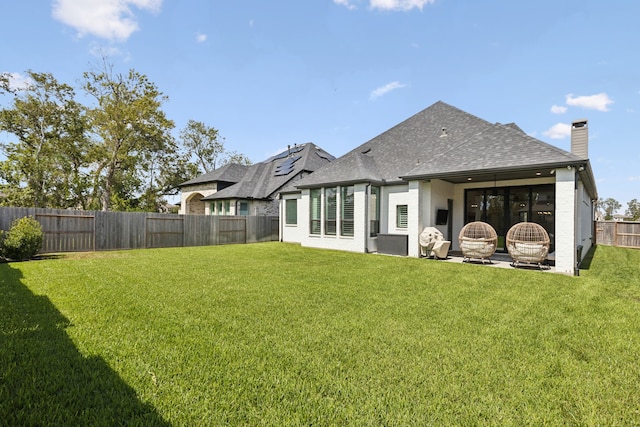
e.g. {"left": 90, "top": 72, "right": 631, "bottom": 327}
{"left": 0, "top": 216, "right": 44, "bottom": 261}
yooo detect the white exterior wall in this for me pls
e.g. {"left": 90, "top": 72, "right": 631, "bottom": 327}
{"left": 426, "top": 179, "right": 455, "bottom": 240}
{"left": 283, "top": 174, "right": 585, "bottom": 276}
{"left": 385, "top": 184, "right": 411, "bottom": 235}
{"left": 298, "top": 183, "right": 369, "bottom": 253}
{"left": 555, "top": 167, "right": 577, "bottom": 275}
{"left": 577, "top": 182, "right": 595, "bottom": 261}
{"left": 407, "top": 181, "right": 422, "bottom": 257}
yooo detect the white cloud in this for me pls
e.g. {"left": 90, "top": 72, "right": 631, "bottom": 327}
{"left": 3, "top": 72, "right": 32, "bottom": 91}
{"left": 52, "top": 0, "right": 162, "bottom": 42}
{"left": 543, "top": 123, "right": 571, "bottom": 140}
{"left": 628, "top": 176, "right": 640, "bottom": 182}
{"left": 370, "top": 0, "right": 436, "bottom": 11}
{"left": 333, "top": 0, "right": 435, "bottom": 11}
{"left": 196, "top": 33, "right": 207, "bottom": 43}
{"left": 369, "top": 81, "right": 407, "bottom": 100}
{"left": 333, "top": 0, "right": 357, "bottom": 10}
{"left": 550, "top": 105, "right": 567, "bottom": 114}
{"left": 565, "top": 93, "right": 614, "bottom": 112}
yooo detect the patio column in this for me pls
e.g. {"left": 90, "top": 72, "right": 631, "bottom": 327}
{"left": 555, "top": 167, "right": 577, "bottom": 275}
{"left": 407, "top": 180, "right": 421, "bottom": 257}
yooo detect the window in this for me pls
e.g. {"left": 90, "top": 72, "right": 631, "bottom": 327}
{"left": 396, "top": 204, "right": 408, "bottom": 228}
{"left": 217, "top": 201, "right": 223, "bottom": 215}
{"left": 464, "top": 184, "right": 555, "bottom": 251}
{"left": 325, "top": 187, "right": 337, "bottom": 235}
{"left": 224, "top": 200, "right": 230, "bottom": 215}
{"left": 370, "top": 186, "right": 380, "bottom": 237}
{"left": 310, "top": 189, "right": 321, "bottom": 234}
{"left": 285, "top": 199, "right": 297, "bottom": 225}
{"left": 341, "top": 186, "right": 354, "bottom": 236}
{"left": 239, "top": 201, "right": 249, "bottom": 216}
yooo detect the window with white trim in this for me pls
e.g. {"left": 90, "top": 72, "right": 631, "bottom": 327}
{"left": 285, "top": 199, "right": 297, "bottom": 225}
{"left": 396, "top": 204, "right": 408, "bottom": 228}
{"left": 341, "top": 186, "right": 354, "bottom": 236}
{"left": 239, "top": 201, "right": 249, "bottom": 216}
{"left": 325, "top": 187, "right": 337, "bottom": 235}
{"left": 370, "top": 186, "right": 380, "bottom": 237}
{"left": 310, "top": 189, "right": 321, "bottom": 234}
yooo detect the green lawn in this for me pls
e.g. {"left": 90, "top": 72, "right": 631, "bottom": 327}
{"left": 1, "top": 243, "right": 639, "bottom": 426}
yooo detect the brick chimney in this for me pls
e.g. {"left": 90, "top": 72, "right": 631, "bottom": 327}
{"left": 571, "top": 119, "right": 588, "bottom": 159}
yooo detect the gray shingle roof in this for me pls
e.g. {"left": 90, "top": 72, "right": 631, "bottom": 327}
{"left": 179, "top": 163, "right": 249, "bottom": 186}
{"left": 200, "top": 143, "right": 335, "bottom": 201}
{"left": 296, "top": 101, "right": 586, "bottom": 188}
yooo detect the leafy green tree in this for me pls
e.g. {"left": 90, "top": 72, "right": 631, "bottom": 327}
{"left": 179, "top": 120, "right": 252, "bottom": 174}
{"left": 223, "top": 150, "right": 253, "bottom": 166}
{"left": 179, "top": 120, "right": 225, "bottom": 173}
{"left": 83, "top": 59, "right": 175, "bottom": 211}
{"left": 0, "top": 71, "right": 90, "bottom": 208}
{"left": 0, "top": 73, "right": 10, "bottom": 94}
{"left": 626, "top": 199, "right": 640, "bottom": 221}
{"left": 598, "top": 197, "right": 621, "bottom": 220}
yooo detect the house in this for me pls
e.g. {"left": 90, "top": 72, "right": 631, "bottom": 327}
{"left": 179, "top": 142, "right": 335, "bottom": 216}
{"left": 612, "top": 214, "right": 632, "bottom": 222}
{"left": 279, "top": 101, "right": 597, "bottom": 275}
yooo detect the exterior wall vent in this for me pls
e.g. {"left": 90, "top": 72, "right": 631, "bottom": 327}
{"left": 571, "top": 119, "right": 588, "bottom": 159}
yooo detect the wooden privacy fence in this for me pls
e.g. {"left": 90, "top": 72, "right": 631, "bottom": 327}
{"left": 0, "top": 207, "right": 279, "bottom": 254}
{"left": 595, "top": 221, "right": 640, "bottom": 249}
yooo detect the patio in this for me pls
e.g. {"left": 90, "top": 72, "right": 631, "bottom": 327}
{"left": 425, "top": 251, "right": 556, "bottom": 272}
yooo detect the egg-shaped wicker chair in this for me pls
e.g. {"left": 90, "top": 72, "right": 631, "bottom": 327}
{"left": 506, "top": 222, "right": 550, "bottom": 269}
{"left": 458, "top": 221, "right": 497, "bottom": 264}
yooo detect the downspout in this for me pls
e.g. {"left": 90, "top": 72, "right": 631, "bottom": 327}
{"left": 277, "top": 193, "right": 283, "bottom": 242}
{"left": 575, "top": 169, "right": 580, "bottom": 276}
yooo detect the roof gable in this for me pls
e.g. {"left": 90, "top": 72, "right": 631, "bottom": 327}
{"left": 179, "top": 163, "right": 249, "bottom": 187}
{"left": 404, "top": 121, "right": 582, "bottom": 178}
{"left": 296, "top": 101, "right": 585, "bottom": 187}
{"left": 202, "top": 143, "right": 335, "bottom": 201}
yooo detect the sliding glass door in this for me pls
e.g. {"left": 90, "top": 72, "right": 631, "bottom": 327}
{"left": 465, "top": 184, "right": 555, "bottom": 252}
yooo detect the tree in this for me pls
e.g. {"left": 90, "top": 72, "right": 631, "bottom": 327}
{"left": 0, "top": 71, "right": 90, "bottom": 208}
{"left": 222, "top": 150, "right": 252, "bottom": 166}
{"left": 178, "top": 120, "right": 253, "bottom": 175}
{"left": 83, "top": 59, "right": 175, "bottom": 211}
{"left": 0, "top": 73, "right": 10, "bottom": 94}
{"left": 179, "top": 120, "right": 225, "bottom": 173}
{"left": 626, "top": 199, "right": 640, "bottom": 221}
{"left": 598, "top": 197, "right": 621, "bottom": 220}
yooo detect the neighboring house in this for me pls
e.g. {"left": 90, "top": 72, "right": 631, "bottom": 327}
{"left": 612, "top": 214, "right": 632, "bottom": 222}
{"left": 280, "top": 101, "right": 597, "bottom": 276}
{"left": 179, "top": 143, "right": 335, "bottom": 217}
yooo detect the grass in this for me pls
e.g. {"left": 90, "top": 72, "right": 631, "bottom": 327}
{"left": 1, "top": 243, "right": 640, "bottom": 426}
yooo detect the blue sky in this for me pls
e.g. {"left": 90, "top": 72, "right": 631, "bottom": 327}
{"left": 2, "top": 0, "right": 639, "bottom": 210}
